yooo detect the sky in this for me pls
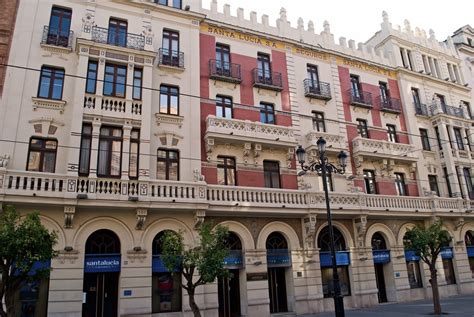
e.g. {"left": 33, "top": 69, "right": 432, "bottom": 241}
{"left": 202, "top": 0, "right": 473, "bottom": 43}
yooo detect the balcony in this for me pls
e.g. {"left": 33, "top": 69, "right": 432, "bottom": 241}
{"left": 41, "top": 26, "right": 73, "bottom": 50}
{"left": 205, "top": 115, "right": 297, "bottom": 148}
{"left": 414, "top": 102, "right": 431, "bottom": 116}
{"left": 414, "top": 102, "right": 466, "bottom": 119}
{"left": 209, "top": 60, "right": 241, "bottom": 84}
{"left": 347, "top": 89, "right": 373, "bottom": 108}
{"left": 379, "top": 96, "right": 402, "bottom": 114}
{"left": 83, "top": 93, "right": 142, "bottom": 118}
{"left": 91, "top": 26, "right": 145, "bottom": 51}
{"left": 352, "top": 136, "right": 417, "bottom": 162}
{"left": 304, "top": 131, "right": 346, "bottom": 154}
{"left": 158, "top": 48, "right": 184, "bottom": 69}
{"left": 303, "top": 79, "right": 332, "bottom": 100}
{"left": 252, "top": 69, "right": 283, "bottom": 92}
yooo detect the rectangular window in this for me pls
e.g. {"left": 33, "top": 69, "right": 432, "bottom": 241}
{"left": 38, "top": 66, "right": 65, "bottom": 100}
{"left": 157, "top": 149, "right": 179, "bottom": 180}
{"left": 172, "top": 0, "right": 182, "bottom": 9}
{"left": 446, "top": 125, "right": 453, "bottom": 149}
{"left": 434, "top": 127, "right": 442, "bottom": 150}
{"left": 260, "top": 103, "right": 275, "bottom": 124}
{"left": 307, "top": 64, "right": 319, "bottom": 86}
{"left": 453, "top": 128, "right": 465, "bottom": 150}
{"left": 216, "top": 95, "right": 233, "bottom": 119}
{"left": 411, "top": 88, "right": 421, "bottom": 106}
{"left": 442, "top": 258, "right": 456, "bottom": 285}
{"left": 152, "top": 272, "right": 182, "bottom": 313}
{"left": 436, "top": 93, "right": 447, "bottom": 112}
{"left": 379, "top": 82, "right": 389, "bottom": 103}
{"left": 462, "top": 101, "right": 473, "bottom": 119}
{"left": 387, "top": 124, "right": 398, "bottom": 143}
{"left": 159, "top": 85, "right": 179, "bottom": 115}
{"left": 79, "top": 124, "right": 92, "bottom": 176}
{"left": 162, "top": 30, "right": 180, "bottom": 66}
{"left": 85, "top": 61, "right": 98, "bottom": 94}
{"left": 97, "top": 126, "right": 123, "bottom": 177}
{"left": 350, "top": 74, "right": 361, "bottom": 97}
{"left": 263, "top": 161, "right": 280, "bottom": 188}
{"left": 428, "top": 175, "right": 440, "bottom": 196}
{"left": 129, "top": 129, "right": 140, "bottom": 179}
{"left": 444, "top": 167, "right": 453, "bottom": 198}
{"left": 215, "top": 43, "right": 231, "bottom": 74}
{"left": 419, "top": 129, "right": 431, "bottom": 151}
{"left": 456, "top": 166, "right": 465, "bottom": 199}
{"left": 47, "top": 7, "right": 72, "bottom": 47}
{"left": 312, "top": 112, "right": 325, "bottom": 132}
{"left": 406, "top": 261, "right": 423, "bottom": 289}
{"left": 132, "top": 68, "right": 143, "bottom": 100}
{"left": 257, "top": 53, "right": 272, "bottom": 80}
{"left": 463, "top": 168, "right": 474, "bottom": 200}
{"left": 395, "top": 173, "right": 407, "bottom": 196}
{"left": 356, "top": 119, "right": 369, "bottom": 138}
{"left": 322, "top": 267, "right": 351, "bottom": 298}
{"left": 27, "top": 138, "right": 58, "bottom": 173}
{"left": 217, "top": 156, "right": 236, "bottom": 186}
{"left": 108, "top": 18, "right": 127, "bottom": 47}
{"left": 400, "top": 48, "right": 407, "bottom": 68}
{"left": 466, "top": 129, "right": 472, "bottom": 152}
{"left": 422, "top": 55, "right": 429, "bottom": 74}
{"left": 103, "top": 63, "right": 127, "bottom": 98}
{"left": 406, "top": 50, "right": 414, "bottom": 70}
{"left": 155, "top": 0, "right": 167, "bottom": 5}
{"left": 363, "top": 170, "right": 377, "bottom": 194}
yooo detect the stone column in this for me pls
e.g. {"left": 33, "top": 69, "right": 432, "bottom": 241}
{"left": 121, "top": 124, "right": 132, "bottom": 180}
{"left": 244, "top": 249, "right": 271, "bottom": 316}
{"left": 349, "top": 246, "right": 379, "bottom": 308}
{"left": 138, "top": 62, "right": 153, "bottom": 180}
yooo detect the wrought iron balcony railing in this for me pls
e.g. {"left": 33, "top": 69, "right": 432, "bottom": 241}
{"left": 348, "top": 89, "right": 373, "bottom": 108}
{"left": 91, "top": 26, "right": 145, "bottom": 50}
{"left": 41, "top": 26, "right": 73, "bottom": 49}
{"left": 303, "top": 79, "right": 332, "bottom": 100}
{"left": 440, "top": 104, "right": 465, "bottom": 118}
{"left": 158, "top": 48, "right": 184, "bottom": 68}
{"left": 379, "top": 96, "right": 402, "bottom": 113}
{"left": 415, "top": 102, "right": 465, "bottom": 119}
{"left": 209, "top": 60, "right": 241, "bottom": 83}
{"left": 414, "top": 102, "right": 430, "bottom": 116}
{"left": 252, "top": 69, "right": 283, "bottom": 91}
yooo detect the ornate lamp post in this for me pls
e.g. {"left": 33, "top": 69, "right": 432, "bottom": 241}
{"left": 296, "top": 137, "right": 348, "bottom": 317}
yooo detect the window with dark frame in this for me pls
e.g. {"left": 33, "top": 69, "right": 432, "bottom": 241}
{"left": 428, "top": 175, "right": 440, "bottom": 196}
{"left": 172, "top": 0, "right": 182, "bottom": 9}
{"left": 324, "top": 174, "right": 334, "bottom": 192}
{"left": 379, "top": 82, "right": 389, "bottom": 103}
{"left": 260, "top": 103, "right": 275, "bottom": 124}
{"left": 97, "top": 126, "right": 123, "bottom": 177}
{"left": 434, "top": 127, "right": 442, "bottom": 150}
{"left": 387, "top": 124, "right": 398, "bottom": 143}
{"left": 79, "top": 124, "right": 92, "bottom": 176}
{"left": 47, "top": 7, "right": 72, "bottom": 47}
{"left": 463, "top": 168, "right": 474, "bottom": 200}
{"left": 132, "top": 68, "right": 143, "bottom": 100}
{"left": 350, "top": 74, "right": 361, "bottom": 97}
{"left": 363, "top": 170, "right": 377, "bottom": 194}
{"left": 411, "top": 88, "right": 421, "bottom": 106}
{"left": 217, "top": 156, "right": 236, "bottom": 186}
{"left": 215, "top": 43, "right": 231, "bottom": 75}
{"left": 263, "top": 161, "right": 280, "bottom": 188}
{"left": 162, "top": 29, "right": 180, "bottom": 66}
{"left": 103, "top": 63, "right": 127, "bottom": 98}
{"left": 446, "top": 125, "right": 454, "bottom": 149}
{"left": 419, "top": 129, "right": 431, "bottom": 151}
{"left": 108, "top": 18, "right": 127, "bottom": 47}
{"left": 462, "top": 101, "right": 473, "bottom": 119}
{"left": 27, "top": 138, "right": 58, "bottom": 173}
{"left": 312, "top": 112, "right": 326, "bottom": 132}
{"left": 307, "top": 64, "right": 319, "bottom": 88}
{"left": 444, "top": 167, "right": 453, "bottom": 198}
{"left": 456, "top": 166, "right": 465, "bottom": 199}
{"left": 257, "top": 53, "right": 272, "bottom": 80}
{"left": 38, "top": 66, "right": 65, "bottom": 100}
{"left": 216, "top": 95, "right": 233, "bottom": 119}
{"left": 395, "top": 173, "right": 407, "bottom": 196}
{"left": 453, "top": 127, "right": 465, "bottom": 150}
{"left": 157, "top": 149, "right": 179, "bottom": 181}
{"left": 85, "top": 60, "right": 98, "bottom": 94}
{"left": 467, "top": 129, "right": 473, "bottom": 151}
{"left": 129, "top": 129, "right": 140, "bottom": 179}
{"left": 442, "top": 257, "right": 456, "bottom": 285}
{"left": 155, "top": 0, "right": 167, "bottom": 5}
{"left": 356, "top": 119, "right": 369, "bottom": 138}
{"left": 159, "top": 85, "right": 179, "bottom": 115}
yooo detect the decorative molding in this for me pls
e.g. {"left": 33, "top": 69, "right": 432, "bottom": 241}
{"left": 40, "top": 43, "right": 73, "bottom": 54}
{"left": 32, "top": 97, "right": 67, "bottom": 113}
{"left": 303, "top": 214, "right": 317, "bottom": 248}
{"left": 64, "top": 206, "right": 75, "bottom": 229}
{"left": 0, "top": 155, "right": 10, "bottom": 168}
{"left": 155, "top": 113, "right": 184, "bottom": 128}
{"left": 135, "top": 208, "right": 148, "bottom": 230}
{"left": 354, "top": 215, "right": 368, "bottom": 248}
{"left": 194, "top": 210, "right": 206, "bottom": 229}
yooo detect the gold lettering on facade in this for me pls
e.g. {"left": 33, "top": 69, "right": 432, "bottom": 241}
{"left": 205, "top": 25, "right": 280, "bottom": 48}
{"left": 341, "top": 58, "right": 393, "bottom": 77}
{"left": 294, "top": 48, "right": 328, "bottom": 61}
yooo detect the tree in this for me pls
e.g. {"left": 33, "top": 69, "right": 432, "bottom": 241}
{"left": 0, "top": 205, "right": 57, "bottom": 317}
{"left": 160, "top": 223, "right": 229, "bottom": 317}
{"left": 404, "top": 220, "right": 452, "bottom": 315}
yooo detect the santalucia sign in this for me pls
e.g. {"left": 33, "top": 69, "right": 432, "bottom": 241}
{"left": 84, "top": 255, "right": 121, "bottom": 273}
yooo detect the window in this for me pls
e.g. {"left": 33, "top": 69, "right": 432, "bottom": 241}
{"left": 132, "top": 68, "right": 143, "bottom": 100}
{"left": 103, "top": 64, "right": 127, "bottom": 98}
{"left": 129, "top": 130, "right": 140, "bottom": 179}
{"left": 320, "top": 173, "right": 334, "bottom": 192}
{"left": 466, "top": 129, "right": 472, "bottom": 152}
{"left": 379, "top": 82, "right": 389, "bottom": 103}
{"left": 260, "top": 103, "right": 275, "bottom": 124}
{"left": 97, "top": 126, "right": 123, "bottom": 177}
{"left": 172, "top": 0, "right": 182, "bottom": 9}
{"left": 387, "top": 124, "right": 398, "bottom": 143}
{"left": 215, "top": 43, "right": 231, "bottom": 75}
{"left": 446, "top": 125, "right": 453, "bottom": 149}
{"left": 108, "top": 18, "right": 127, "bottom": 47}
{"left": 79, "top": 124, "right": 92, "bottom": 176}
{"left": 406, "top": 261, "right": 423, "bottom": 289}
{"left": 356, "top": 119, "right": 369, "bottom": 138}
{"left": 27, "top": 138, "right": 58, "bottom": 173}
{"left": 406, "top": 50, "right": 414, "bottom": 70}
{"left": 456, "top": 166, "right": 465, "bottom": 199}
{"left": 436, "top": 94, "right": 447, "bottom": 112}
{"left": 162, "top": 30, "right": 180, "bottom": 66}
{"left": 257, "top": 53, "right": 272, "bottom": 80}
{"left": 157, "top": 149, "right": 179, "bottom": 180}
{"left": 419, "top": 129, "right": 431, "bottom": 151}
{"left": 428, "top": 175, "right": 440, "bottom": 196}
{"left": 312, "top": 112, "right": 325, "bottom": 132}
{"left": 155, "top": 0, "right": 167, "bottom": 5}
{"left": 159, "top": 85, "right": 179, "bottom": 115}
{"left": 444, "top": 167, "right": 453, "bottom": 198}
{"left": 307, "top": 64, "right": 319, "bottom": 86}
{"left": 462, "top": 101, "right": 473, "bottom": 119}
{"left": 38, "top": 66, "right": 64, "bottom": 100}
{"left": 442, "top": 258, "right": 456, "bottom": 285}
{"left": 434, "top": 127, "right": 442, "bottom": 150}
{"left": 85, "top": 61, "right": 98, "bottom": 94}
{"left": 422, "top": 55, "right": 430, "bottom": 74}
{"left": 217, "top": 156, "right": 236, "bottom": 186}
{"left": 411, "top": 88, "right": 421, "bottom": 106}
{"left": 363, "top": 170, "right": 377, "bottom": 194}
{"left": 350, "top": 74, "right": 361, "bottom": 97}
{"left": 468, "top": 38, "right": 473, "bottom": 46}
{"left": 263, "top": 161, "right": 280, "bottom": 188}
{"left": 453, "top": 128, "right": 465, "bottom": 150}
{"left": 400, "top": 48, "right": 407, "bottom": 68}
{"left": 395, "top": 173, "right": 406, "bottom": 196}
{"left": 216, "top": 95, "right": 233, "bottom": 119}
{"left": 463, "top": 168, "right": 474, "bottom": 200}
{"left": 47, "top": 7, "right": 72, "bottom": 47}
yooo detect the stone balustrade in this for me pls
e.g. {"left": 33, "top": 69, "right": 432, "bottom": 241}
{"left": 305, "top": 131, "right": 346, "bottom": 153}
{"left": 83, "top": 93, "right": 142, "bottom": 117}
{"left": 352, "top": 136, "right": 417, "bottom": 161}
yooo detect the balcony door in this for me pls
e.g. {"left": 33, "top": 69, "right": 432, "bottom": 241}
{"left": 162, "top": 30, "right": 180, "bottom": 66}
{"left": 350, "top": 75, "right": 361, "bottom": 98}
{"left": 379, "top": 82, "right": 389, "bottom": 103}
{"left": 257, "top": 53, "right": 272, "bottom": 82}
{"left": 108, "top": 19, "right": 127, "bottom": 47}
{"left": 435, "top": 94, "right": 447, "bottom": 113}
{"left": 216, "top": 44, "right": 231, "bottom": 76}
{"left": 48, "top": 7, "right": 72, "bottom": 46}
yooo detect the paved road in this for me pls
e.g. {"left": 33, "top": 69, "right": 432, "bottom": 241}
{"left": 303, "top": 295, "right": 474, "bottom": 317}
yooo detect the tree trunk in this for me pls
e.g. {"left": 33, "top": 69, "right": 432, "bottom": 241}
{"left": 5, "top": 288, "right": 16, "bottom": 317}
{"left": 188, "top": 288, "right": 201, "bottom": 317}
{"left": 0, "top": 285, "right": 6, "bottom": 317}
{"left": 429, "top": 267, "right": 442, "bottom": 315}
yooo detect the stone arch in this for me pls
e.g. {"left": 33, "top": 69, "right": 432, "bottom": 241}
{"left": 365, "top": 223, "right": 397, "bottom": 249}
{"left": 216, "top": 220, "right": 254, "bottom": 250}
{"left": 396, "top": 222, "right": 417, "bottom": 246}
{"left": 73, "top": 217, "right": 134, "bottom": 254}
{"left": 140, "top": 218, "right": 195, "bottom": 252}
{"left": 39, "top": 215, "right": 66, "bottom": 251}
{"left": 461, "top": 223, "right": 474, "bottom": 245}
{"left": 315, "top": 221, "right": 354, "bottom": 249}
{"left": 256, "top": 221, "right": 300, "bottom": 250}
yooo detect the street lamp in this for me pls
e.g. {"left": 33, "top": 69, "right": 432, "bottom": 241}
{"left": 296, "top": 137, "right": 348, "bottom": 317}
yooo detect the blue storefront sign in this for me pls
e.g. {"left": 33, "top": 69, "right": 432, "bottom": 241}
{"left": 372, "top": 250, "right": 391, "bottom": 264}
{"left": 223, "top": 250, "right": 244, "bottom": 268}
{"left": 440, "top": 247, "right": 453, "bottom": 259}
{"left": 267, "top": 249, "right": 291, "bottom": 268}
{"left": 404, "top": 250, "right": 420, "bottom": 262}
{"left": 320, "top": 251, "right": 350, "bottom": 267}
{"left": 84, "top": 254, "right": 121, "bottom": 273}
{"left": 467, "top": 246, "right": 474, "bottom": 258}
{"left": 152, "top": 255, "right": 181, "bottom": 273}
{"left": 14, "top": 260, "right": 51, "bottom": 276}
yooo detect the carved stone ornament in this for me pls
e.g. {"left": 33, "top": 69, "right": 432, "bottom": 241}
{"left": 206, "top": 138, "right": 214, "bottom": 161}
{"left": 193, "top": 169, "right": 205, "bottom": 182}
{"left": 64, "top": 206, "right": 75, "bottom": 229}
{"left": 303, "top": 214, "right": 317, "bottom": 248}
{"left": 0, "top": 155, "right": 10, "bottom": 168}
{"left": 194, "top": 210, "right": 206, "bottom": 229}
{"left": 82, "top": 12, "right": 95, "bottom": 33}
{"left": 354, "top": 215, "right": 368, "bottom": 248}
{"left": 135, "top": 208, "right": 148, "bottom": 230}
{"left": 243, "top": 143, "right": 251, "bottom": 165}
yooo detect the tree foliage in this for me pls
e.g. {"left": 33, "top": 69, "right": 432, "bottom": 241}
{"left": 0, "top": 205, "right": 58, "bottom": 317}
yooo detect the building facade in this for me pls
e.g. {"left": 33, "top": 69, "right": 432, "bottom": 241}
{"left": 0, "top": 1, "right": 473, "bottom": 316}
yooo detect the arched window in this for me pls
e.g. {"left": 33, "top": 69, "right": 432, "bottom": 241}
{"left": 266, "top": 232, "right": 288, "bottom": 250}
{"left": 318, "top": 226, "right": 346, "bottom": 252}
{"left": 465, "top": 231, "right": 474, "bottom": 246}
{"left": 85, "top": 229, "right": 120, "bottom": 254}
{"left": 465, "top": 231, "right": 474, "bottom": 278}
{"left": 371, "top": 232, "right": 387, "bottom": 250}
{"left": 226, "top": 232, "right": 242, "bottom": 250}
